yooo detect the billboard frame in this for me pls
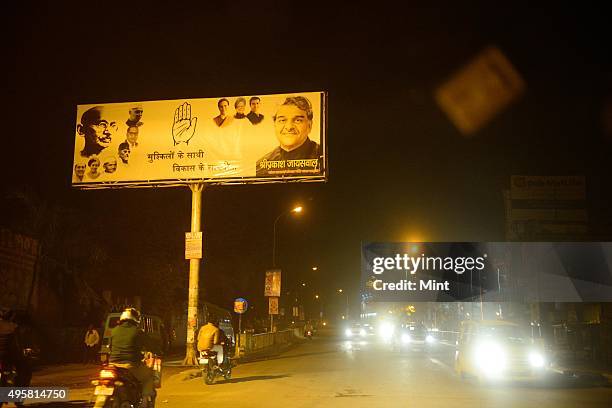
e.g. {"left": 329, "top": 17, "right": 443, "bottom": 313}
{"left": 71, "top": 91, "right": 328, "bottom": 190}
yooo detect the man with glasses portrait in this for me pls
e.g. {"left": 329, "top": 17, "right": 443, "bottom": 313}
{"left": 77, "top": 106, "right": 118, "bottom": 158}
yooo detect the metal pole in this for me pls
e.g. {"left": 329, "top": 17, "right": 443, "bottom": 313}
{"left": 345, "top": 294, "right": 349, "bottom": 320}
{"left": 272, "top": 212, "right": 285, "bottom": 268}
{"left": 238, "top": 314, "right": 242, "bottom": 349}
{"left": 183, "top": 183, "right": 204, "bottom": 365}
{"left": 271, "top": 212, "right": 287, "bottom": 332}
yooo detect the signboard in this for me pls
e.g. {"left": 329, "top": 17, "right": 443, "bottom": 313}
{"left": 507, "top": 176, "right": 588, "bottom": 239}
{"left": 72, "top": 92, "right": 327, "bottom": 188}
{"left": 510, "top": 176, "right": 586, "bottom": 201}
{"left": 0, "top": 228, "right": 40, "bottom": 309}
{"left": 234, "top": 298, "right": 248, "bottom": 314}
{"left": 268, "top": 297, "right": 279, "bottom": 315}
{"left": 185, "top": 232, "right": 202, "bottom": 259}
{"left": 435, "top": 46, "right": 525, "bottom": 136}
{"left": 264, "top": 269, "right": 281, "bottom": 297}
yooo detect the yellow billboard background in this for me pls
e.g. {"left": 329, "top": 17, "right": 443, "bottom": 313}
{"left": 72, "top": 91, "right": 326, "bottom": 188}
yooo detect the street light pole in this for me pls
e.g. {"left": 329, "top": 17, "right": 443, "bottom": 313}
{"left": 272, "top": 206, "right": 302, "bottom": 267}
{"left": 269, "top": 206, "right": 302, "bottom": 332}
{"left": 338, "top": 289, "right": 348, "bottom": 320}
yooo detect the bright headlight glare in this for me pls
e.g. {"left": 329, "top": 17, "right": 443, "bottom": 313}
{"left": 379, "top": 323, "right": 395, "bottom": 339}
{"left": 475, "top": 343, "right": 506, "bottom": 374}
{"left": 345, "top": 329, "right": 352, "bottom": 337}
{"left": 426, "top": 335, "right": 435, "bottom": 343}
{"left": 401, "top": 333, "right": 411, "bottom": 343}
{"left": 529, "top": 352, "right": 545, "bottom": 368}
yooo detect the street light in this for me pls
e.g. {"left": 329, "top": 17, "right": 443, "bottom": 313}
{"left": 269, "top": 205, "right": 302, "bottom": 333}
{"left": 312, "top": 266, "right": 318, "bottom": 271}
{"left": 272, "top": 205, "right": 303, "bottom": 267}
{"left": 338, "top": 289, "right": 349, "bottom": 320}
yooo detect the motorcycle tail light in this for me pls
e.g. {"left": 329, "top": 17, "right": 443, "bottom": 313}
{"left": 99, "top": 369, "right": 116, "bottom": 379}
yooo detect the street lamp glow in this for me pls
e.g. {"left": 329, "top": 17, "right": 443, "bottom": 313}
{"left": 302, "top": 283, "right": 306, "bottom": 287}
{"left": 338, "top": 289, "right": 343, "bottom": 293}
{"left": 312, "top": 266, "right": 318, "bottom": 271}
{"left": 315, "top": 295, "right": 319, "bottom": 299}
{"left": 292, "top": 206, "right": 303, "bottom": 213}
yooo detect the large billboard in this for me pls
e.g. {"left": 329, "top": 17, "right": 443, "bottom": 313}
{"left": 72, "top": 92, "right": 327, "bottom": 188}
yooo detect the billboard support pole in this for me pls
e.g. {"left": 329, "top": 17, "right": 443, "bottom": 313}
{"left": 183, "top": 183, "right": 205, "bottom": 365}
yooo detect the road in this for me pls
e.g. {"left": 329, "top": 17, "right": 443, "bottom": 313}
{"left": 15, "top": 332, "right": 612, "bottom": 407}
{"left": 157, "top": 334, "right": 612, "bottom": 408}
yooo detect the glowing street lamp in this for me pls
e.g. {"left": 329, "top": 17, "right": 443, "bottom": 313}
{"left": 272, "top": 205, "right": 303, "bottom": 267}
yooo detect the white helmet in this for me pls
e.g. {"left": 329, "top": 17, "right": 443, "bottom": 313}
{"left": 119, "top": 307, "right": 141, "bottom": 324}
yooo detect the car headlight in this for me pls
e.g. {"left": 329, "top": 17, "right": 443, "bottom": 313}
{"left": 359, "top": 329, "right": 366, "bottom": 337}
{"left": 379, "top": 323, "right": 395, "bottom": 339}
{"left": 345, "top": 329, "right": 352, "bottom": 337}
{"left": 426, "top": 334, "right": 435, "bottom": 343}
{"left": 401, "top": 333, "right": 411, "bottom": 343}
{"left": 529, "top": 352, "right": 545, "bottom": 368}
{"left": 474, "top": 343, "right": 506, "bottom": 375}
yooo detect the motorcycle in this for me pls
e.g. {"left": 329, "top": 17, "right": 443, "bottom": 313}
{"left": 91, "top": 355, "right": 160, "bottom": 408}
{"left": 305, "top": 330, "right": 313, "bottom": 340}
{"left": 0, "top": 348, "right": 34, "bottom": 407}
{"left": 0, "top": 360, "right": 19, "bottom": 407}
{"left": 198, "top": 347, "right": 232, "bottom": 385}
{"left": 0, "top": 360, "right": 17, "bottom": 387}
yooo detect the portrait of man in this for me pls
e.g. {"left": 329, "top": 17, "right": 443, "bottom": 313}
{"left": 72, "top": 161, "right": 86, "bottom": 183}
{"left": 118, "top": 142, "right": 131, "bottom": 165}
{"left": 213, "top": 98, "right": 233, "bottom": 128}
{"left": 102, "top": 156, "right": 118, "bottom": 174}
{"left": 247, "top": 96, "right": 264, "bottom": 125}
{"left": 234, "top": 97, "right": 247, "bottom": 119}
{"left": 126, "top": 126, "right": 139, "bottom": 148}
{"left": 256, "top": 96, "right": 321, "bottom": 176}
{"left": 126, "top": 105, "right": 144, "bottom": 127}
{"left": 77, "top": 106, "right": 117, "bottom": 158}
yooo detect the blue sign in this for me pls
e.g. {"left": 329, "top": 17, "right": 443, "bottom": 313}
{"left": 234, "top": 298, "right": 248, "bottom": 314}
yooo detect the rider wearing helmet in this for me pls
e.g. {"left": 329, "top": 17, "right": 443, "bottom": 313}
{"left": 0, "top": 309, "right": 20, "bottom": 366}
{"left": 109, "top": 308, "right": 157, "bottom": 404}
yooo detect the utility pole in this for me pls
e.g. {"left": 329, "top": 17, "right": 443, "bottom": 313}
{"left": 183, "top": 183, "right": 204, "bottom": 365}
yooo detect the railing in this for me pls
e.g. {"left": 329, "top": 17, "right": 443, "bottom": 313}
{"left": 431, "top": 330, "right": 459, "bottom": 345}
{"left": 239, "top": 328, "right": 301, "bottom": 355}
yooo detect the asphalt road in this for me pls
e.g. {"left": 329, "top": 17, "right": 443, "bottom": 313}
{"left": 156, "top": 334, "right": 612, "bottom": 408}
{"left": 14, "top": 333, "right": 612, "bottom": 407}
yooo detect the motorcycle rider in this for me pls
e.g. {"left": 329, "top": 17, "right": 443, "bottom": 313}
{"left": 108, "top": 307, "right": 157, "bottom": 407}
{"left": 196, "top": 318, "right": 226, "bottom": 368}
{"left": 0, "top": 309, "right": 28, "bottom": 407}
{"left": 304, "top": 320, "right": 314, "bottom": 337}
{"left": 0, "top": 309, "right": 31, "bottom": 386}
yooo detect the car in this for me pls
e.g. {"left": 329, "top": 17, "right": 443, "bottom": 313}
{"left": 455, "top": 320, "right": 549, "bottom": 382}
{"left": 394, "top": 323, "right": 436, "bottom": 352}
{"left": 343, "top": 322, "right": 371, "bottom": 339}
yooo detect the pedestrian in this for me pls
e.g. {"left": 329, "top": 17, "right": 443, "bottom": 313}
{"left": 84, "top": 324, "right": 100, "bottom": 364}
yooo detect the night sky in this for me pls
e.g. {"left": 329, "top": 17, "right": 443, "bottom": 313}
{"left": 2, "top": 3, "right": 610, "bottom": 318}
